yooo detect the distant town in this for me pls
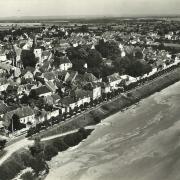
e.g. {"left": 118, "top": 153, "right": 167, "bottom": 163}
{"left": 0, "top": 17, "right": 180, "bottom": 147}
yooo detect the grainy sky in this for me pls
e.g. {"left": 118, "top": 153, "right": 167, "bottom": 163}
{"left": 0, "top": 0, "right": 180, "bottom": 17}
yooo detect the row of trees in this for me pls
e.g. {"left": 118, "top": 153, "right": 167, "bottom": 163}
{"left": 26, "top": 87, "right": 124, "bottom": 137}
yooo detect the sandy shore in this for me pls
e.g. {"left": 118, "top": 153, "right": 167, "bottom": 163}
{"left": 46, "top": 81, "right": 180, "bottom": 180}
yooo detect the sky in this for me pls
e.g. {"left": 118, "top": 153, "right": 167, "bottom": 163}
{"left": 0, "top": 0, "right": 180, "bottom": 18}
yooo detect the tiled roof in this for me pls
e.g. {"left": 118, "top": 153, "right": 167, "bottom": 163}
{"left": 3, "top": 106, "right": 35, "bottom": 123}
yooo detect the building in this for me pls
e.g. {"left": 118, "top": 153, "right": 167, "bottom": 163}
{"left": 3, "top": 106, "right": 36, "bottom": 126}
{"left": 105, "top": 73, "right": 122, "bottom": 90}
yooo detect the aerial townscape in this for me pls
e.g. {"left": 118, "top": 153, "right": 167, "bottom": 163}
{"left": 1, "top": 11, "right": 180, "bottom": 180}
{"left": 0, "top": 18, "right": 179, "bottom": 138}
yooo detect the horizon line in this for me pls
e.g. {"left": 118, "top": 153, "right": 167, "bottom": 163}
{"left": 0, "top": 14, "right": 180, "bottom": 20}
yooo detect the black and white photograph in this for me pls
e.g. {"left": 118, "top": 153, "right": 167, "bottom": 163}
{"left": 0, "top": 0, "right": 180, "bottom": 180}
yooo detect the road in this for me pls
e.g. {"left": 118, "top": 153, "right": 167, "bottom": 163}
{"left": 0, "top": 126, "right": 95, "bottom": 166}
{"left": 0, "top": 138, "right": 34, "bottom": 166}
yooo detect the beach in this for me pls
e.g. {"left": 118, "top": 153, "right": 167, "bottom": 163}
{"left": 46, "top": 81, "right": 180, "bottom": 180}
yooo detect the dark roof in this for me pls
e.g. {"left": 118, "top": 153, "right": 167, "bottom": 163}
{"left": 4, "top": 106, "right": 35, "bottom": 123}
{"left": 83, "top": 72, "right": 98, "bottom": 82}
{"left": 43, "top": 72, "right": 56, "bottom": 80}
{"left": 74, "top": 89, "right": 89, "bottom": 100}
{"left": 34, "top": 86, "right": 51, "bottom": 96}
{"left": 55, "top": 56, "right": 71, "bottom": 65}
{"left": 61, "top": 96, "right": 75, "bottom": 106}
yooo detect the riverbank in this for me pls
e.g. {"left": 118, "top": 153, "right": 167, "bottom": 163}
{"left": 35, "top": 66, "right": 180, "bottom": 139}
{"left": 0, "top": 128, "right": 93, "bottom": 180}
{"left": 46, "top": 77, "right": 180, "bottom": 180}
{"left": 1, "top": 68, "right": 180, "bottom": 180}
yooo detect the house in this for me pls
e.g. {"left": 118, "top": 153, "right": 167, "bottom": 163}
{"left": 120, "top": 75, "right": 137, "bottom": 86}
{"left": 39, "top": 60, "right": 52, "bottom": 72}
{"left": 31, "top": 85, "right": 52, "bottom": 97}
{"left": 61, "top": 96, "right": 76, "bottom": 111}
{"left": 42, "top": 72, "right": 57, "bottom": 81}
{"left": 102, "top": 58, "right": 114, "bottom": 67}
{"left": 0, "top": 78, "right": 10, "bottom": 92}
{"left": 0, "top": 101, "right": 9, "bottom": 118}
{"left": 73, "top": 88, "right": 91, "bottom": 106}
{"left": 0, "top": 50, "right": 7, "bottom": 62}
{"left": 0, "top": 62, "right": 13, "bottom": 74}
{"left": 83, "top": 72, "right": 101, "bottom": 83}
{"left": 53, "top": 56, "right": 72, "bottom": 71}
{"left": 105, "top": 73, "right": 122, "bottom": 90}
{"left": 46, "top": 109, "right": 60, "bottom": 120}
{"left": 41, "top": 50, "right": 52, "bottom": 61}
{"left": 17, "top": 84, "right": 34, "bottom": 95}
{"left": 64, "top": 71, "right": 78, "bottom": 83}
{"left": 14, "top": 46, "right": 22, "bottom": 62}
{"left": 45, "top": 81, "right": 58, "bottom": 93}
{"left": 43, "top": 94, "right": 61, "bottom": 106}
{"left": 3, "top": 106, "right": 36, "bottom": 126}
{"left": 99, "top": 82, "right": 111, "bottom": 94}
{"left": 34, "top": 48, "right": 42, "bottom": 63}
{"left": 21, "top": 69, "right": 34, "bottom": 80}
{"left": 84, "top": 82, "right": 101, "bottom": 100}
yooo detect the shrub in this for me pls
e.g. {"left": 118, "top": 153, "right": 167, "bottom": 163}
{"left": 44, "top": 145, "right": 58, "bottom": 161}
{"left": 0, "top": 158, "right": 24, "bottom": 180}
{"left": 20, "top": 171, "right": 35, "bottom": 180}
{"left": 52, "top": 139, "right": 69, "bottom": 151}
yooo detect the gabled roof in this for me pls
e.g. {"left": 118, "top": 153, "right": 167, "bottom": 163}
{"left": 45, "top": 81, "right": 58, "bottom": 92}
{"left": 65, "top": 71, "right": 78, "bottom": 83}
{"left": 83, "top": 72, "right": 98, "bottom": 82}
{"left": 54, "top": 56, "right": 71, "bottom": 66}
{"left": 74, "top": 88, "right": 89, "bottom": 100}
{"left": 106, "top": 73, "right": 121, "bottom": 83}
{"left": 43, "top": 72, "right": 56, "bottom": 81}
{"left": 4, "top": 106, "right": 35, "bottom": 123}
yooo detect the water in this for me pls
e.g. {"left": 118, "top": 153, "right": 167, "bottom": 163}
{"left": 46, "top": 81, "right": 180, "bottom": 180}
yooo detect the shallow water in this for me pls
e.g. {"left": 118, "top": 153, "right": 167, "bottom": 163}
{"left": 46, "top": 81, "right": 180, "bottom": 180}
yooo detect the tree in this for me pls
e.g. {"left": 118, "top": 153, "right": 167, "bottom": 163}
{"left": 44, "top": 145, "right": 58, "bottom": 161}
{"left": 20, "top": 94, "right": 29, "bottom": 104}
{"left": 21, "top": 50, "right": 38, "bottom": 68}
{"left": 86, "top": 49, "right": 102, "bottom": 68}
{"left": 127, "top": 60, "right": 152, "bottom": 77}
{"left": 95, "top": 39, "right": 121, "bottom": 60}
{"left": 0, "top": 139, "right": 7, "bottom": 150}
{"left": 53, "top": 139, "right": 69, "bottom": 151}
{"left": 29, "top": 137, "right": 43, "bottom": 157}
{"left": 66, "top": 46, "right": 88, "bottom": 71}
{"left": 8, "top": 114, "right": 26, "bottom": 132}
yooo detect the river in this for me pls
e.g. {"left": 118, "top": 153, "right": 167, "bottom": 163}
{"left": 46, "top": 81, "right": 180, "bottom": 180}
